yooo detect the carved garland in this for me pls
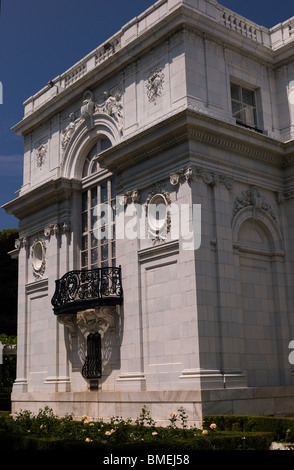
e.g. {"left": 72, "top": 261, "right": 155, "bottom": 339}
{"left": 232, "top": 186, "right": 277, "bottom": 221}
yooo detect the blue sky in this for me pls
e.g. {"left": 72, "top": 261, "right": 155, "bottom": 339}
{"left": 0, "top": 0, "right": 293, "bottom": 230}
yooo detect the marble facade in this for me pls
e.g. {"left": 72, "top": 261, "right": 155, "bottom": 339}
{"left": 4, "top": 0, "right": 294, "bottom": 424}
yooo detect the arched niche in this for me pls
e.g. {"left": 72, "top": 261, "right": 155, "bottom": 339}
{"left": 232, "top": 205, "right": 285, "bottom": 387}
{"left": 232, "top": 206, "right": 284, "bottom": 254}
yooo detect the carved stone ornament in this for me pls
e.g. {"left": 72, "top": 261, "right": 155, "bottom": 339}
{"left": 146, "top": 184, "right": 171, "bottom": 242}
{"left": 31, "top": 238, "right": 46, "bottom": 280}
{"left": 96, "top": 91, "right": 123, "bottom": 132}
{"left": 146, "top": 68, "right": 165, "bottom": 104}
{"left": 44, "top": 220, "right": 70, "bottom": 237}
{"left": 76, "top": 307, "right": 116, "bottom": 335}
{"left": 81, "top": 90, "right": 95, "bottom": 129}
{"left": 233, "top": 186, "right": 276, "bottom": 221}
{"left": 169, "top": 166, "right": 233, "bottom": 189}
{"left": 61, "top": 113, "right": 79, "bottom": 150}
{"left": 170, "top": 170, "right": 184, "bottom": 186}
{"left": 36, "top": 141, "right": 47, "bottom": 167}
{"left": 119, "top": 188, "right": 141, "bottom": 206}
{"left": 44, "top": 223, "right": 60, "bottom": 237}
{"left": 57, "top": 314, "right": 77, "bottom": 333}
{"left": 15, "top": 237, "right": 28, "bottom": 251}
{"left": 275, "top": 191, "right": 294, "bottom": 205}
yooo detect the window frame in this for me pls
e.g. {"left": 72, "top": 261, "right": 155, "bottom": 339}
{"left": 230, "top": 82, "right": 260, "bottom": 131}
{"left": 81, "top": 138, "right": 116, "bottom": 270}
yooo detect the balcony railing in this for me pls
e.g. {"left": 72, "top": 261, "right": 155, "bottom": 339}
{"left": 51, "top": 267, "right": 123, "bottom": 315}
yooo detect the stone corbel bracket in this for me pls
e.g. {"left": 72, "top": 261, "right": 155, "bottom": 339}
{"left": 57, "top": 314, "right": 77, "bottom": 334}
{"left": 15, "top": 237, "right": 29, "bottom": 251}
{"left": 276, "top": 191, "right": 294, "bottom": 204}
{"left": 119, "top": 188, "right": 141, "bottom": 207}
{"left": 170, "top": 166, "right": 234, "bottom": 190}
{"left": 44, "top": 220, "right": 71, "bottom": 238}
{"left": 76, "top": 307, "right": 117, "bottom": 336}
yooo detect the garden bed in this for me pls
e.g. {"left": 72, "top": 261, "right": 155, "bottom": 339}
{"left": 0, "top": 407, "right": 274, "bottom": 451}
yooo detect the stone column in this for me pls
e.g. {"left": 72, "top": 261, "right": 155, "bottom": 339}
{"left": 44, "top": 223, "right": 71, "bottom": 392}
{"left": 115, "top": 193, "right": 146, "bottom": 391}
{"left": 12, "top": 237, "right": 29, "bottom": 393}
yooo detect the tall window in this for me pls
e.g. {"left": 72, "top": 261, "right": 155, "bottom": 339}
{"left": 81, "top": 138, "right": 116, "bottom": 269}
{"left": 231, "top": 83, "right": 257, "bottom": 130}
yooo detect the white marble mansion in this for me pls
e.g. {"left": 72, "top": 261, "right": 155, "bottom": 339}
{"left": 4, "top": 0, "right": 294, "bottom": 424}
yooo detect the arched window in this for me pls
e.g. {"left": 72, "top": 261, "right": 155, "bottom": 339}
{"left": 81, "top": 138, "right": 116, "bottom": 270}
{"left": 82, "top": 138, "right": 111, "bottom": 177}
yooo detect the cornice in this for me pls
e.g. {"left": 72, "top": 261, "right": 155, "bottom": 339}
{"left": 12, "top": 4, "right": 284, "bottom": 137}
{"left": 98, "top": 107, "right": 287, "bottom": 174}
{"left": 3, "top": 177, "right": 81, "bottom": 220}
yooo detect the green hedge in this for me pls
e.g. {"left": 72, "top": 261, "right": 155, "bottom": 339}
{"left": 0, "top": 429, "right": 272, "bottom": 451}
{"left": 203, "top": 415, "right": 294, "bottom": 442}
{"left": 0, "top": 408, "right": 273, "bottom": 451}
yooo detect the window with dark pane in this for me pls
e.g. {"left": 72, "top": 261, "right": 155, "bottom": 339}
{"left": 230, "top": 83, "right": 258, "bottom": 129}
{"left": 81, "top": 138, "right": 115, "bottom": 270}
{"left": 82, "top": 138, "right": 112, "bottom": 177}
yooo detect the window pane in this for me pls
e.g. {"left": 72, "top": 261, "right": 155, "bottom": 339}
{"left": 81, "top": 177, "right": 116, "bottom": 269}
{"left": 242, "top": 88, "right": 255, "bottom": 107}
{"left": 82, "top": 235, "right": 88, "bottom": 251}
{"left": 91, "top": 188, "right": 97, "bottom": 208}
{"left": 91, "top": 208, "right": 97, "bottom": 230}
{"left": 81, "top": 251, "right": 88, "bottom": 267}
{"left": 91, "top": 248, "right": 98, "bottom": 265}
{"left": 101, "top": 181, "right": 108, "bottom": 203}
{"left": 90, "top": 161, "right": 98, "bottom": 174}
{"left": 101, "top": 138, "right": 111, "bottom": 152}
{"left": 101, "top": 244, "right": 108, "bottom": 261}
{"left": 230, "top": 84, "right": 240, "bottom": 101}
{"left": 232, "top": 100, "right": 242, "bottom": 117}
{"left": 82, "top": 212, "right": 88, "bottom": 232}
{"left": 91, "top": 231, "right": 98, "bottom": 248}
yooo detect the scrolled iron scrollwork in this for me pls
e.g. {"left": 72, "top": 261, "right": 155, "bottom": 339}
{"left": 51, "top": 266, "right": 123, "bottom": 315}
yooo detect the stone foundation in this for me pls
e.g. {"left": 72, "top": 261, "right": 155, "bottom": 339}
{"left": 11, "top": 386, "right": 294, "bottom": 426}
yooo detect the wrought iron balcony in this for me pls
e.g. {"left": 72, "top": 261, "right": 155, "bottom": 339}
{"left": 51, "top": 266, "right": 123, "bottom": 315}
